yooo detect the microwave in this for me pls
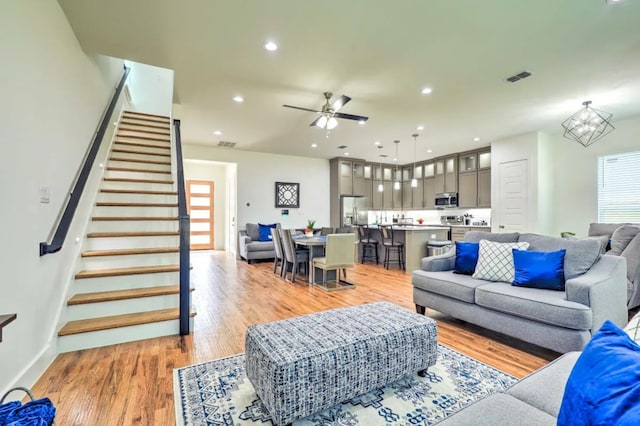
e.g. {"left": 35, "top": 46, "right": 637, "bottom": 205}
{"left": 435, "top": 192, "right": 458, "bottom": 208}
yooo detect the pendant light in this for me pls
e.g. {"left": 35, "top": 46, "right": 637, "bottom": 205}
{"left": 393, "top": 140, "right": 401, "bottom": 190}
{"left": 411, "top": 133, "right": 419, "bottom": 187}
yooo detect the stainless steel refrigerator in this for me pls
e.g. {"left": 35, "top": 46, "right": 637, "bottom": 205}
{"left": 341, "top": 196, "right": 368, "bottom": 226}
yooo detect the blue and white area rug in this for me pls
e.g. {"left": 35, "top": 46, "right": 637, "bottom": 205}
{"left": 174, "top": 344, "right": 516, "bottom": 425}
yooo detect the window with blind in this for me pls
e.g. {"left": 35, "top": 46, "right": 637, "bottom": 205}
{"left": 597, "top": 150, "right": 640, "bottom": 222}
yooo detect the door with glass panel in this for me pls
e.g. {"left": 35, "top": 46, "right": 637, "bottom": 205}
{"left": 186, "top": 180, "right": 214, "bottom": 250}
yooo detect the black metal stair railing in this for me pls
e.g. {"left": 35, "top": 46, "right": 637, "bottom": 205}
{"left": 39, "top": 66, "right": 131, "bottom": 256}
{"left": 173, "top": 119, "right": 191, "bottom": 335}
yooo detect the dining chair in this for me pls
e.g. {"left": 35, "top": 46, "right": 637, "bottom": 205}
{"left": 271, "top": 227, "right": 285, "bottom": 278}
{"left": 336, "top": 227, "right": 355, "bottom": 234}
{"left": 380, "top": 225, "right": 405, "bottom": 270}
{"left": 357, "top": 225, "right": 379, "bottom": 264}
{"left": 319, "top": 227, "right": 334, "bottom": 236}
{"left": 280, "top": 229, "right": 309, "bottom": 283}
{"left": 312, "top": 233, "right": 356, "bottom": 290}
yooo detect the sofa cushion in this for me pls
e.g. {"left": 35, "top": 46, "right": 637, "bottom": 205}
{"left": 512, "top": 248, "right": 566, "bottom": 291}
{"left": 246, "top": 223, "right": 260, "bottom": 241}
{"left": 609, "top": 224, "right": 640, "bottom": 256}
{"left": 245, "top": 241, "right": 275, "bottom": 252}
{"left": 557, "top": 321, "right": 640, "bottom": 426}
{"left": 453, "top": 242, "right": 479, "bottom": 275}
{"left": 464, "top": 231, "right": 520, "bottom": 243}
{"left": 436, "top": 393, "right": 556, "bottom": 426}
{"left": 621, "top": 233, "right": 640, "bottom": 283}
{"left": 518, "top": 233, "right": 601, "bottom": 280}
{"left": 472, "top": 240, "right": 530, "bottom": 283}
{"left": 507, "top": 351, "right": 580, "bottom": 417}
{"left": 588, "top": 222, "right": 629, "bottom": 237}
{"left": 475, "top": 283, "right": 592, "bottom": 330}
{"left": 411, "top": 270, "right": 490, "bottom": 303}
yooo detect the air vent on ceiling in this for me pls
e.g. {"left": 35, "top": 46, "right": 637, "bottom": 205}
{"left": 218, "top": 141, "right": 236, "bottom": 148}
{"left": 380, "top": 154, "right": 388, "bottom": 158}
{"left": 337, "top": 145, "right": 348, "bottom": 149}
{"left": 506, "top": 71, "right": 532, "bottom": 83}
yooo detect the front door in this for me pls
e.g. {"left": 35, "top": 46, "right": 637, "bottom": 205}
{"left": 186, "top": 180, "right": 214, "bottom": 250}
{"left": 497, "top": 159, "right": 528, "bottom": 232}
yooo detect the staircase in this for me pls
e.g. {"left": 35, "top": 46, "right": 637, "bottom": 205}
{"left": 58, "top": 111, "right": 194, "bottom": 353}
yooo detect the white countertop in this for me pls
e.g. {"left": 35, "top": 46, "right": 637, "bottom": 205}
{"left": 389, "top": 225, "right": 451, "bottom": 231}
{"left": 449, "top": 224, "right": 491, "bottom": 228}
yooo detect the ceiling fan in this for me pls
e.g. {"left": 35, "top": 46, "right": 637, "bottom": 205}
{"left": 283, "top": 92, "right": 369, "bottom": 130}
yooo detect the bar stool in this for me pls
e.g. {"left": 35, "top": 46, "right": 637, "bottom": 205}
{"left": 380, "top": 225, "right": 405, "bottom": 270}
{"left": 358, "top": 225, "right": 379, "bottom": 264}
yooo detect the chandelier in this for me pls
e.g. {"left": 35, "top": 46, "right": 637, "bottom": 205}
{"left": 561, "top": 101, "right": 614, "bottom": 147}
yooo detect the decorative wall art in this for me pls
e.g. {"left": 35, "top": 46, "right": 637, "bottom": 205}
{"left": 275, "top": 182, "right": 299, "bottom": 208}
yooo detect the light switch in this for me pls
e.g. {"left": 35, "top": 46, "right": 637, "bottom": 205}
{"left": 40, "top": 186, "right": 50, "bottom": 203}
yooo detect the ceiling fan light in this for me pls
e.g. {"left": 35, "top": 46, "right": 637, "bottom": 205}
{"left": 411, "top": 178, "right": 417, "bottom": 188}
{"left": 316, "top": 115, "right": 328, "bottom": 128}
{"left": 326, "top": 117, "right": 338, "bottom": 130}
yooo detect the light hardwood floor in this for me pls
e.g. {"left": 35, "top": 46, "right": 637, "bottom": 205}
{"left": 31, "top": 250, "right": 559, "bottom": 425}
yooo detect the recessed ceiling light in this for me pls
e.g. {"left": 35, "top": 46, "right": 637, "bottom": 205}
{"left": 427, "top": 149, "right": 433, "bottom": 153}
{"left": 421, "top": 87, "right": 433, "bottom": 95}
{"left": 374, "top": 141, "right": 380, "bottom": 145}
{"left": 606, "top": 0, "right": 624, "bottom": 4}
{"left": 264, "top": 41, "right": 278, "bottom": 51}
{"left": 311, "top": 143, "right": 317, "bottom": 148}
{"left": 473, "top": 137, "right": 481, "bottom": 142}
{"left": 233, "top": 95, "right": 244, "bottom": 103}
{"left": 344, "top": 152, "right": 349, "bottom": 156}
{"left": 417, "top": 125, "right": 424, "bottom": 131}
{"left": 393, "top": 158, "right": 398, "bottom": 162}
{"left": 358, "top": 120, "right": 366, "bottom": 125}
{"left": 213, "top": 130, "right": 222, "bottom": 136}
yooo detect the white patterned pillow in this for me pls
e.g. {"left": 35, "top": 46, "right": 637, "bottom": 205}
{"left": 472, "top": 240, "right": 530, "bottom": 283}
{"left": 624, "top": 311, "right": 640, "bottom": 344}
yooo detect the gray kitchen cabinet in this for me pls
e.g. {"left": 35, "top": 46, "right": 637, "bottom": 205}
{"left": 413, "top": 179, "right": 424, "bottom": 209}
{"left": 458, "top": 172, "right": 478, "bottom": 208}
{"left": 372, "top": 180, "right": 383, "bottom": 209}
{"left": 424, "top": 161, "right": 435, "bottom": 178}
{"left": 364, "top": 179, "right": 373, "bottom": 209}
{"left": 451, "top": 227, "right": 468, "bottom": 243}
{"left": 383, "top": 182, "right": 393, "bottom": 209}
{"left": 444, "top": 155, "right": 458, "bottom": 193}
{"left": 393, "top": 182, "right": 403, "bottom": 209}
{"left": 334, "top": 159, "right": 366, "bottom": 196}
{"left": 478, "top": 169, "right": 491, "bottom": 207}
{"left": 424, "top": 177, "right": 436, "bottom": 209}
{"left": 339, "top": 160, "right": 353, "bottom": 195}
{"left": 352, "top": 162, "right": 366, "bottom": 196}
{"left": 402, "top": 182, "right": 412, "bottom": 209}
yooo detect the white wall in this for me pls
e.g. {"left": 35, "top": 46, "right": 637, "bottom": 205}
{"left": 182, "top": 145, "right": 331, "bottom": 233}
{"left": 184, "top": 160, "right": 228, "bottom": 250}
{"left": 125, "top": 60, "right": 174, "bottom": 116}
{"left": 548, "top": 114, "right": 640, "bottom": 237}
{"left": 0, "top": 1, "right": 126, "bottom": 392}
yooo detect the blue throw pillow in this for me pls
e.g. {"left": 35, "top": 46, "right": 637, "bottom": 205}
{"left": 557, "top": 321, "right": 640, "bottom": 425}
{"left": 258, "top": 223, "right": 276, "bottom": 241}
{"left": 453, "top": 242, "right": 479, "bottom": 275}
{"left": 512, "top": 248, "right": 566, "bottom": 290}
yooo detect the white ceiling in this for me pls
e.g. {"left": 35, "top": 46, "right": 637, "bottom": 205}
{"left": 59, "top": 0, "right": 640, "bottom": 164}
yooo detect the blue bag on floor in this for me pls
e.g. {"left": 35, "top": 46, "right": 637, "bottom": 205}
{"left": 0, "top": 388, "right": 55, "bottom": 426}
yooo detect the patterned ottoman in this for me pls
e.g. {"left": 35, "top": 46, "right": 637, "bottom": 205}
{"left": 245, "top": 302, "right": 438, "bottom": 425}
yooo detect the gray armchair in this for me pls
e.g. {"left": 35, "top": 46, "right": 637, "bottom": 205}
{"left": 238, "top": 223, "right": 280, "bottom": 263}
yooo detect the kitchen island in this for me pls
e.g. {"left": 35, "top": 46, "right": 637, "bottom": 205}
{"left": 365, "top": 225, "right": 450, "bottom": 273}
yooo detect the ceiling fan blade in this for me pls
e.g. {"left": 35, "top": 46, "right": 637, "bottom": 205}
{"left": 282, "top": 104, "right": 321, "bottom": 113}
{"left": 331, "top": 95, "right": 351, "bottom": 111}
{"left": 334, "top": 112, "right": 368, "bottom": 122}
{"left": 309, "top": 116, "right": 324, "bottom": 127}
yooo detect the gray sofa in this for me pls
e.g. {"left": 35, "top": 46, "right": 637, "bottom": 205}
{"left": 412, "top": 231, "right": 628, "bottom": 353}
{"left": 238, "top": 223, "right": 280, "bottom": 263}
{"left": 437, "top": 351, "right": 580, "bottom": 425}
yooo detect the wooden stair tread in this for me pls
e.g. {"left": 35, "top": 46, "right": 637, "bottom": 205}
{"left": 114, "top": 141, "right": 170, "bottom": 150}
{"left": 81, "top": 247, "right": 179, "bottom": 257}
{"left": 106, "top": 166, "right": 171, "bottom": 174}
{"left": 67, "top": 285, "right": 194, "bottom": 305}
{"left": 112, "top": 148, "right": 171, "bottom": 157}
{"left": 115, "top": 135, "right": 170, "bottom": 142}
{"left": 123, "top": 111, "right": 170, "bottom": 120}
{"left": 120, "top": 120, "right": 169, "bottom": 130}
{"left": 109, "top": 157, "right": 171, "bottom": 165}
{"left": 96, "top": 202, "right": 178, "bottom": 207}
{"left": 87, "top": 231, "right": 179, "bottom": 238}
{"left": 58, "top": 308, "right": 196, "bottom": 336}
{"left": 119, "top": 127, "right": 170, "bottom": 136}
{"left": 92, "top": 216, "right": 178, "bottom": 221}
{"left": 121, "top": 116, "right": 170, "bottom": 125}
{"left": 100, "top": 189, "right": 177, "bottom": 195}
{"left": 75, "top": 264, "right": 180, "bottom": 279}
{"left": 103, "top": 177, "right": 173, "bottom": 184}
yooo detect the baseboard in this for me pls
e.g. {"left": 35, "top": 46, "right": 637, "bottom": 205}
{"left": 2, "top": 339, "right": 57, "bottom": 397}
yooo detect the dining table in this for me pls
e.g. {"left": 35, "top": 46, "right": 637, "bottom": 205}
{"left": 292, "top": 234, "right": 328, "bottom": 284}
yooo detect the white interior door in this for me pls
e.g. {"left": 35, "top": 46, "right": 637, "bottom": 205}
{"left": 497, "top": 159, "right": 528, "bottom": 232}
